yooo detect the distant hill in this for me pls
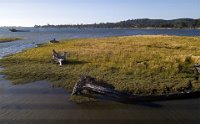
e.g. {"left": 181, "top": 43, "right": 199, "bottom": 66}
{"left": 34, "top": 18, "right": 200, "bottom": 29}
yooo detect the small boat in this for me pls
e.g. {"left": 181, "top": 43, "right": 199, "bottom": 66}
{"left": 49, "top": 38, "right": 59, "bottom": 43}
{"left": 9, "top": 28, "right": 29, "bottom": 32}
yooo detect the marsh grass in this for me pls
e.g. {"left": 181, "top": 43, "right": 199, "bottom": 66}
{"left": 0, "top": 38, "right": 22, "bottom": 43}
{"left": 0, "top": 35, "right": 200, "bottom": 96}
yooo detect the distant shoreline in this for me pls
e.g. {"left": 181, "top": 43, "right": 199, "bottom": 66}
{"left": 1, "top": 26, "right": 200, "bottom": 30}
{"left": 34, "top": 18, "right": 200, "bottom": 29}
{"left": 0, "top": 38, "right": 22, "bottom": 43}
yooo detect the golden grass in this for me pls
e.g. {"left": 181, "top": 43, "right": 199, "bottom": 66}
{"left": 0, "top": 35, "right": 200, "bottom": 95}
{"left": 0, "top": 37, "right": 22, "bottom": 43}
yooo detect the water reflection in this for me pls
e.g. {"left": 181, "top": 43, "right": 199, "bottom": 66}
{"left": 0, "top": 72, "right": 199, "bottom": 124}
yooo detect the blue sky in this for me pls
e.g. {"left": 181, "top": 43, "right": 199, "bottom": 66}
{"left": 0, "top": 0, "right": 199, "bottom": 26}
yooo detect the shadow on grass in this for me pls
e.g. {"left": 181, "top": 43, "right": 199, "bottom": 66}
{"left": 62, "top": 60, "right": 89, "bottom": 65}
{"left": 1, "top": 57, "right": 88, "bottom": 65}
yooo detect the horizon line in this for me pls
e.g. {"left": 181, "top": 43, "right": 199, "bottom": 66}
{"left": 1, "top": 17, "right": 200, "bottom": 27}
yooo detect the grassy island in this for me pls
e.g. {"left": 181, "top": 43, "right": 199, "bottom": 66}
{"left": 0, "top": 35, "right": 200, "bottom": 96}
{"left": 0, "top": 37, "right": 22, "bottom": 43}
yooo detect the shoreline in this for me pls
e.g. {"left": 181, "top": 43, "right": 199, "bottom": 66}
{"left": 0, "top": 64, "right": 199, "bottom": 103}
{"left": 0, "top": 69, "right": 199, "bottom": 123}
{"left": 0, "top": 35, "right": 200, "bottom": 102}
{"left": 0, "top": 37, "right": 22, "bottom": 43}
{"left": 34, "top": 26, "right": 200, "bottom": 30}
{"left": 0, "top": 65, "right": 199, "bottom": 103}
{"left": 1, "top": 54, "right": 199, "bottom": 103}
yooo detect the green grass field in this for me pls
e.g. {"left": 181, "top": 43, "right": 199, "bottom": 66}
{"left": 0, "top": 35, "right": 200, "bottom": 96}
{"left": 0, "top": 38, "right": 22, "bottom": 43}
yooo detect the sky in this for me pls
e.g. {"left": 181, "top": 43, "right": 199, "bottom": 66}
{"left": 0, "top": 0, "right": 199, "bottom": 26}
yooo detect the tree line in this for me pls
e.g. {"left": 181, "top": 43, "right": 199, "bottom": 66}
{"left": 34, "top": 18, "right": 200, "bottom": 29}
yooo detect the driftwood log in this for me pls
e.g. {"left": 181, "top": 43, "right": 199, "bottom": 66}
{"left": 72, "top": 75, "right": 200, "bottom": 102}
{"left": 194, "top": 63, "right": 200, "bottom": 80}
{"left": 52, "top": 49, "right": 67, "bottom": 66}
{"left": 194, "top": 63, "right": 200, "bottom": 73}
{"left": 72, "top": 75, "right": 126, "bottom": 98}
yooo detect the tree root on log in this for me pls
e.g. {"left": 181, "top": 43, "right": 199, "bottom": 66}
{"left": 194, "top": 63, "right": 200, "bottom": 80}
{"left": 52, "top": 49, "right": 67, "bottom": 66}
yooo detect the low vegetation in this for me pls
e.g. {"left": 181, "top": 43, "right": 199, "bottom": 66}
{"left": 35, "top": 18, "right": 200, "bottom": 29}
{"left": 0, "top": 37, "right": 22, "bottom": 43}
{"left": 0, "top": 35, "right": 200, "bottom": 96}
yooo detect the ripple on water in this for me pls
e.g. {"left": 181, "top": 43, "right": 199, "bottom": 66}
{"left": 0, "top": 43, "right": 36, "bottom": 58}
{"left": 0, "top": 72, "right": 199, "bottom": 124}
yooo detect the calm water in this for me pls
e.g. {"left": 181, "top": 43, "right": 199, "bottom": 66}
{"left": 0, "top": 27, "right": 200, "bottom": 58}
{"left": 0, "top": 28, "right": 200, "bottom": 124}
{"left": 0, "top": 70, "right": 199, "bottom": 124}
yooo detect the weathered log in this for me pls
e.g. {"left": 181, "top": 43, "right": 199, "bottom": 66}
{"left": 71, "top": 75, "right": 126, "bottom": 98}
{"left": 194, "top": 63, "right": 200, "bottom": 80}
{"left": 72, "top": 75, "right": 200, "bottom": 102}
{"left": 194, "top": 63, "right": 200, "bottom": 74}
{"left": 52, "top": 49, "right": 67, "bottom": 66}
